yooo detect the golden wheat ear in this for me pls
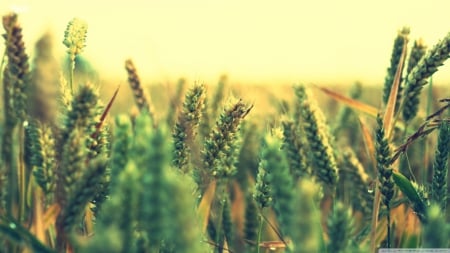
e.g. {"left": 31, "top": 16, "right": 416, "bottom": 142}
{"left": 124, "top": 59, "right": 156, "bottom": 123}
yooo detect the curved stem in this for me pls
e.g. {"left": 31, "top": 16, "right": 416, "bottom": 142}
{"left": 386, "top": 206, "right": 391, "bottom": 248}
{"left": 69, "top": 54, "right": 75, "bottom": 94}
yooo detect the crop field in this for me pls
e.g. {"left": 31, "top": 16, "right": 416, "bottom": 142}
{"left": 0, "top": 11, "right": 450, "bottom": 253}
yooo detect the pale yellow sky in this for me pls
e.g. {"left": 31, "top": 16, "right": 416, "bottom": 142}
{"left": 1, "top": 0, "right": 450, "bottom": 85}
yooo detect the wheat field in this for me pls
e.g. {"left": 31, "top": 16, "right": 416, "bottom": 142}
{"left": 0, "top": 12, "right": 449, "bottom": 253}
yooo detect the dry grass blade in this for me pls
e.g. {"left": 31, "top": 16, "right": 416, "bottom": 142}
{"left": 96, "top": 85, "right": 120, "bottom": 130}
{"left": 358, "top": 117, "right": 377, "bottom": 175}
{"left": 43, "top": 204, "right": 61, "bottom": 230}
{"left": 259, "top": 240, "right": 288, "bottom": 250}
{"left": 203, "top": 240, "right": 234, "bottom": 253}
{"left": 374, "top": 39, "right": 407, "bottom": 249}
{"left": 32, "top": 190, "right": 45, "bottom": 243}
{"left": 315, "top": 85, "right": 378, "bottom": 117}
{"left": 375, "top": 216, "right": 388, "bottom": 247}
{"left": 197, "top": 180, "right": 217, "bottom": 234}
{"left": 384, "top": 38, "right": 408, "bottom": 138}
{"left": 87, "top": 85, "right": 120, "bottom": 162}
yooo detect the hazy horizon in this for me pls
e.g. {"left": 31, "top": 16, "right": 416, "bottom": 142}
{"left": 1, "top": 0, "right": 450, "bottom": 86}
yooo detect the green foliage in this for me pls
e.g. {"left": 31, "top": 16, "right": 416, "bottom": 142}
{"left": 109, "top": 115, "right": 132, "bottom": 190}
{"left": 290, "top": 179, "right": 323, "bottom": 253}
{"left": 422, "top": 204, "right": 449, "bottom": 248}
{"left": 57, "top": 156, "right": 108, "bottom": 234}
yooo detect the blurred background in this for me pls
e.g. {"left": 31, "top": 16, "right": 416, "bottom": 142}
{"left": 1, "top": 0, "right": 450, "bottom": 86}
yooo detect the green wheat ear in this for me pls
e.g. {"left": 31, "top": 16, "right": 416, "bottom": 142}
{"left": 60, "top": 83, "right": 99, "bottom": 147}
{"left": 402, "top": 32, "right": 450, "bottom": 122}
{"left": 133, "top": 113, "right": 172, "bottom": 250}
{"left": 244, "top": 192, "right": 259, "bottom": 249}
{"left": 110, "top": 115, "right": 133, "bottom": 190}
{"left": 63, "top": 18, "right": 87, "bottom": 92}
{"left": 26, "top": 121, "right": 56, "bottom": 194}
{"left": 264, "top": 131, "right": 295, "bottom": 238}
{"left": 30, "top": 32, "right": 59, "bottom": 124}
{"left": 83, "top": 161, "right": 140, "bottom": 253}
{"left": 406, "top": 39, "right": 427, "bottom": 76}
{"left": 375, "top": 115, "right": 394, "bottom": 248}
{"left": 383, "top": 27, "right": 409, "bottom": 106}
{"left": 173, "top": 83, "right": 206, "bottom": 173}
{"left": 2, "top": 12, "right": 31, "bottom": 122}
{"left": 341, "top": 149, "right": 373, "bottom": 216}
{"left": 290, "top": 179, "right": 323, "bottom": 253}
{"left": 281, "top": 119, "right": 309, "bottom": 179}
{"left": 202, "top": 99, "right": 252, "bottom": 180}
{"left": 164, "top": 171, "right": 208, "bottom": 253}
{"left": 124, "top": 59, "right": 155, "bottom": 121}
{"left": 422, "top": 204, "right": 449, "bottom": 248}
{"left": 56, "top": 156, "right": 108, "bottom": 250}
{"left": 294, "top": 84, "right": 338, "bottom": 191}
{"left": 56, "top": 128, "right": 87, "bottom": 209}
{"left": 327, "top": 202, "right": 355, "bottom": 253}
{"left": 431, "top": 121, "right": 449, "bottom": 212}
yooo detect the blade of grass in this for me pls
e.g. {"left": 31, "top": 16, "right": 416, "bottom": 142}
{"left": 422, "top": 76, "right": 433, "bottom": 182}
{"left": 314, "top": 85, "right": 378, "bottom": 117}
{"left": 357, "top": 116, "right": 381, "bottom": 253}
{"left": 43, "top": 204, "right": 60, "bottom": 231}
{"left": 96, "top": 85, "right": 120, "bottom": 130}
{"left": 84, "top": 205, "right": 94, "bottom": 236}
{"left": 0, "top": 219, "right": 55, "bottom": 253}
{"left": 385, "top": 38, "right": 408, "bottom": 138}
{"left": 392, "top": 171, "right": 425, "bottom": 212}
{"left": 358, "top": 117, "right": 377, "bottom": 175}
{"left": 18, "top": 125, "right": 26, "bottom": 223}
{"left": 390, "top": 101, "right": 450, "bottom": 164}
{"left": 32, "top": 189, "right": 45, "bottom": 243}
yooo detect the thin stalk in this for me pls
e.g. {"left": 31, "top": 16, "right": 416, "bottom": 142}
{"left": 0, "top": 48, "right": 6, "bottom": 78}
{"left": 370, "top": 183, "right": 381, "bottom": 253}
{"left": 69, "top": 55, "right": 75, "bottom": 93}
{"left": 260, "top": 210, "right": 287, "bottom": 247}
{"left": 257, "top": 213, "right": 264, "bottom": 253}
{"left": 387, "top": 210, "right": 391, "bottom": 248}
{"left": 32, "top": 188, "right": 45, "bottom": 243}
{"left": 18, "top": 124, "right": 26, "bottom": 223}
{"left": 423, "top": 76, "right": 433, "bottom": 182}
{"left": 48, "top": 226, "right": 56, "bottom": 249}
{"left": 214, "top": 183, "right": 226, "bottom": 252}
